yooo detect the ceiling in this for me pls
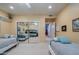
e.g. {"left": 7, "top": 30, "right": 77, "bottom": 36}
{"left": 0, "top": 3, "right": 68, "bottom": 16}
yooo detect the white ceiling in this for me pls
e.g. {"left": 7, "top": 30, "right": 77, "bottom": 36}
{"left": 0, "top": 3, "right": 68, "bottom": 16}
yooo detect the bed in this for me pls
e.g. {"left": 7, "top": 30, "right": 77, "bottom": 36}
{"left": 49, "top": 36, "right": 79, "bottom": 55}
{"left": 0, "top": 38, "right": 18, "bottom": 54}
{"left": 49, "top": 40, "right": 79, "bottom": 55}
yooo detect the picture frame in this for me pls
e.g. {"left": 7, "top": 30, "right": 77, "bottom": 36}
{"left": 72, "top": 18, "right": 79, "bottom": 32}
{"left": 61, "top": 25, "right": 67, "bottom": 32}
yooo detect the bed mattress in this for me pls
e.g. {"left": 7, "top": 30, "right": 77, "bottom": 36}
{"left": 0, "top": 38, "right": 17, "bottom": 49}
{"left": 50, "top": 41, "right": 79, "bottom": 55}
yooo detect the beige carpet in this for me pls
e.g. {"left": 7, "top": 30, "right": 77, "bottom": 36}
{"left": 3, "top": 37, "right": 51, "bottom": 55}
{"left": 19, "top": 37, "right": 40, "bottom": 44}
{"left": 5, "top": 42, "right": 49, "bottom": 55}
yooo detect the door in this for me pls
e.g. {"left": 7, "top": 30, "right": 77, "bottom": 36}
{"left": 48, "top": 22, "right": 56, "bottom": 39}
{"left": 17, "top": 22, "right": 39, "bottom": 43}
{"left": 50, "top": 22, "right": 55, "bottom": 38}
{"left": 17, "top": 22, "right": 29, "bottom": 41}
{"left": 28, "top": 22, "right": 39, "bottom": 43}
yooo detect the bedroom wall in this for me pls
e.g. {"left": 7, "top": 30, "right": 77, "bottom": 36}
{"left": 0, "top": 11, "right": 11, "bottom": 36}
{"left": 56, "top": 4, "right": 79, "bottom": 43}
{"left": 0, "top": 11, "right": 7, "bottom": 17}
{"left": 0, "top": 10, "right": 46, "bottom": 42}
{"left": 0, "top": 21, "right": 11, "bottom": 35}
{"left": 10, "top": 16, "right": 45, "bottom": 42}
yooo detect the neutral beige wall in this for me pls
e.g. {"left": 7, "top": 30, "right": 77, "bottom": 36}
{"left": 0, "top": 10, "right": 46, "bottom": 42}
{"left": 56, "top": 4, "right": 79, "bottom": 43}
{"left": 0, "top": 11, "right": 7, "bottom": 17}
{"left": 0, "top": 11, "right": 11, "bottom": 36}
{"left": 11, "top": 16, "right": 45, "bottom": 42}
{"left": 0, "top": 21, "right": 11, "bottom": 35}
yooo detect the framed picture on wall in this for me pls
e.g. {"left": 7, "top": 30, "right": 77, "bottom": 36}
{"left": 72, "top": 18, "right": 79, "bottom": 32}
{"left": 61, "top": 25, "right": 67, "bottom": 32}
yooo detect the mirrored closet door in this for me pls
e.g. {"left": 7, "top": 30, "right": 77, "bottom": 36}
{"left": 17, "top": 22, "right": 39, "bottom": 43}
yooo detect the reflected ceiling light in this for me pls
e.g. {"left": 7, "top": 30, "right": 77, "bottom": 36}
{"left": 48, "top": 5, "right": 52, "bottom": 9}
{"left": 10, "top": 6, "right": 14, "bottom": 10}
{"left": 25, "top": 3, "right": 31, "bottom": 8}
{"left": 34, "top": 23, "right": 38, "bottom": 25}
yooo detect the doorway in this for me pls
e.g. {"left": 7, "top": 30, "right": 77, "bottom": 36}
{"left": 45, "top": 17, "right": 56, "bottom": 41}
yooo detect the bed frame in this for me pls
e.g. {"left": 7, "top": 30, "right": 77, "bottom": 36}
{"left": 49, "top": 45, "right": 55, "bottom": 55}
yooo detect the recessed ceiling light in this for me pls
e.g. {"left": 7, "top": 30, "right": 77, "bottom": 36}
{"left": 25, "top": 3, "right": 31, "bottom": 8}
{"left": 48, "top": 5, "right": 52, "bottom": 9}
{"left": 10, "top": 6, "right": 14, "bottom": 10}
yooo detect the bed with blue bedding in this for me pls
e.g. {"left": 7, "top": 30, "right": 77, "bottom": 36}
{"left": 0, "top": 38, "right": 18, "bottom": 54}
{"left": 49, "top": 36, "right": 79, "bottom": 55}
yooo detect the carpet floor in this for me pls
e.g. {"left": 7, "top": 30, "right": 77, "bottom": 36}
{"left": 5, "top": 42, "right": 49, "bottom": 55}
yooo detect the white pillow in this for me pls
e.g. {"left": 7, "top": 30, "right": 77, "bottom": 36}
{"left": 10, "top": 35, "right": 17, "bottom": 38}
{"left": 53, "top": 37, "right": 58, "bottom": 41}
{"left": 4, "top": 34, "right": 10, "bottom": 38}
